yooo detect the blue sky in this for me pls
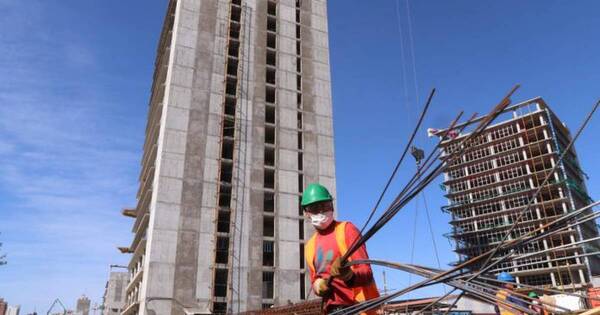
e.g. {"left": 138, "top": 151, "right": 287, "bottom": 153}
{"left": 0, "top": 0, "right": 599, "bottom": 312}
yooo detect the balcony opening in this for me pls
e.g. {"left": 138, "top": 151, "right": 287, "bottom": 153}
{"left": 296, "top": 24, "right": 301, "bottom": 39}
{"left": 296, "top": 41, "right": 301, "bottom": 55}
{"left": 221, "top": 138, "right": 234, "bottom": 159}
{"left": 213, "top": 269, "right": 228, "bottom": 297}
{"left": 263, "top": 216, "right": 275, "bottom": 237}
{"left": 223, "top": 117, "right": 235, "bottom": 138}
{"left": 266, "top": 67, "right": 276, "bottom": 85}
{"left": 264, "top": 147, "right": 275, "bottom": 166}
{"left": 298, "top": 219, "right": 304, "bottom": 240}
{"left": 267, "top": 32, "right": 276, "bottom": 49}
{"left": 215, "top": 236, "right": 229, "bottom": 264}
{"left": 297, "top": 112, "right": 302, "bottom": 129}
{"left": 266, "top": 50, "right": 276, "bottom": 66}
{"left": 296, "top": 75, "right": 302, "bottom": 91}
{"left": 262, "top": 271, "right": 274, "bottom": 298}
{"left": 298, "top": 152, "right": 303, "bottom": 171}
{"left": 231, "top": 6, "right": 241, "bottom": 22}
{"left": 228, "top": 40, "right": 240, "bottom": 58}
{"left": 225, "top": 96, "right": 236, "bottom": 116}
{"left": 264, "top": 168, "right": 275, "bottom": 189}
{"left": 218, "top": 185, "right": 232, "bottom": 208}
{"left": 300, "top": 273, "right": 306, "bottom": 299}
{"left": 297, "top": 93, "right": 302, "bottom": 107}
{"left": 265, "top": 105, "right": 276, "bottom": 124}
{"left": 265, "top": 125, "right": 276, "bottom": 145}
{"left": 298, "top": 196, "right": 303, "bottom": 215}
{"left": 229, "top": 23, "right": 240, "bottom": 39}
{"left": 220, "top": 161, "right": 233, "bottom": 183}
{"left": 262, "top": 241, "right": 274, "bottom": 266}
{"left": 227, "top": 57, "right": 238, "bottom": 76}
{"left": 296, "top": 57, "right": 302, "bottom": 73}
{"left": 298, "top": 174, "right": 303, "bottom": 193}
{"left": 264, "top": 191, "right": 275, "bottom": 213}
{"left": 226, "top": 78, "right": 237, "bottom": 96}
{"left": 268, "top": 1, "right": 277, "bottom": 16}
{"left": 213, "top": 302, "right": 227, "bottom": 315}
{"left": 265, "top": 86, "right": 276, "bottom": 104}
{"left": 297, "top": 131, "right": 302, "bottom": 150}
{"left": 267, "top": 16, "right": 277, "bottom": 33}
{"left": 232, "top": 0, "right": 241, "bottom": 5}
{"left": 217, "top": 210, "right": 231, "bottom": 233}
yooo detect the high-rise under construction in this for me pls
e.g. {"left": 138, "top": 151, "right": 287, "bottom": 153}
{"left": 438, "top": 98, "right": 599, "bottom": 289}
{"left": 119, "top": 0, "right": 335, "bottom": 314}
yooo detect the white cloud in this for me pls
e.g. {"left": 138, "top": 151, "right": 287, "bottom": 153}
{"left": 0, "top": 1, "right": 143, "bottom": 311}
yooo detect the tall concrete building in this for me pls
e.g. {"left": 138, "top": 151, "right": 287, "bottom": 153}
{"left": 0, "top": 298, "right": 7, "bottom": 315}
{"left": 5, "top": 305, "right": 19, "bottom": 315}
{"left": 120, "top": 0, "right": 335, "bottom": 314}
{"left": 103, "top": 272, "right": 129, "bottom": 315}
{"left": 438, "top": 98, "right": 599, "bottom": 289}
{"left": 76, "top": 296, "right": 90, "bottom": 315}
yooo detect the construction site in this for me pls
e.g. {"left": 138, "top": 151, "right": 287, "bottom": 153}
{"left": 101, "top": 0, "right": 600, "bottom": 315}
{"left": 4, "top": 1, "right": 600, "bottom": 315}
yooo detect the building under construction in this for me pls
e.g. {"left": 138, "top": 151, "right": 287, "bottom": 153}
{"left": 119, "top": 0, "right": 335, "bottom": 314}
{"left": 438, "top": 98, "right": 600, "bottom": 289}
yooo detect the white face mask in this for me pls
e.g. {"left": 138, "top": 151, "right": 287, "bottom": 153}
{"left": 309, "top": 211, "right": 334, "bottom": 230}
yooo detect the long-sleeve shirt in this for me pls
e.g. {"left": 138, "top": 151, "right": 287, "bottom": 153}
{"left": 308, "top": 221, "right": 376, "bottom": 309}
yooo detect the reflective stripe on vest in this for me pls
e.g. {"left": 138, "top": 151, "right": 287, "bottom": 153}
{"left": 304, "top": 222, "right": 379, "bottom": 311}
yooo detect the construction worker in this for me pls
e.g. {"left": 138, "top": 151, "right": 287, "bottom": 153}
{"left": 302, "top": 183, "right": 380, "bottom": 314}
{"left": 528, "top": 292, "right": 544, "bottom": 315}
{"left": 495, "top": 272, "right": 528, "bottom": 315}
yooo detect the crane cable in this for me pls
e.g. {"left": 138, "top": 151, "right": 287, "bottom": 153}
{"left": 398, "top": 0, "right": 445, "bottom": 293}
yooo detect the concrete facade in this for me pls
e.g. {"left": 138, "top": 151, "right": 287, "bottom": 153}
{"left": 5, "top": 305, "right": 19, "bottom": 315}
{"left": 121, "top": 1, "right": 335, "bottom": 314}
{"left": 76, "top": 296, "right": 90, "bottom": 315}
{"left": 0, "top": 299, "right": 7, "bottom": 315}
{"left": 103, "top": 272, "right": 129, "bottom": 315}
{"left": 438, "top": 98, "right": 600, "bottom": 289}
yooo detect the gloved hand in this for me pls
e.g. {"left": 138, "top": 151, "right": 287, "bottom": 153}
{"left": 313, "top": 278, "right": 331, "bottom": 297}
{"left": 330, "top": 257, "right": 354, "bottom": 282}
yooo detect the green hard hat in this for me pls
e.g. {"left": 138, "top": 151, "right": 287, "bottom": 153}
{"left": 528, "top": 292, "right": 539, "bottom": 298}
{"left": 301, "top": 183, "right": 333, "bottom": 207}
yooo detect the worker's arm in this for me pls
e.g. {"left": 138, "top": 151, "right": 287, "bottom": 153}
{"left": 344, "top": 222, "right": 375, "bottom": 286}
{"left": 305, "top": 243, "right": 318, "bottom": 284}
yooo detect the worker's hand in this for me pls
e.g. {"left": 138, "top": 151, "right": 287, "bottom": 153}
{"left": 330, "top": 257, "right": 354, "bottom": 282}
{"left": 313, "top": 278, "right": 331, "bottom": 297}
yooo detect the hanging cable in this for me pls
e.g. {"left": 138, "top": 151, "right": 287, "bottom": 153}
{"left": 404, "top": 0, "right": 421, "bottom": 107}
{"left": 394, "top": 0, "right": 411, "bottom": 121}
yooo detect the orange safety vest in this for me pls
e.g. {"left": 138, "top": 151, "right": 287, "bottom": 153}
{"left": 305, "top": 221, "right": 380, "bottom": 315}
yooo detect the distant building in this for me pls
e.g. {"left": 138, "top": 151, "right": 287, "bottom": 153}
{"left": 0, "top": 298, "right": 7, "bottom": 315}
{"left": 76, "top": 295, "right": 90, "bottom": 315}
{"left": 437, "top": 98, "right": 600, "bottom": 289}
{"left": 102, "top": 272, "right": 128, "bottom": 315}
{"left": 6, "top": 305, "right": 20, "bottom": 315}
